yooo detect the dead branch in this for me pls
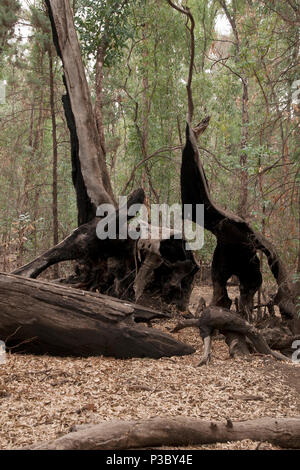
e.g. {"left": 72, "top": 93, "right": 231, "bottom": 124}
{"left": 167, "top": 0, "right": 195, "bottom": 122}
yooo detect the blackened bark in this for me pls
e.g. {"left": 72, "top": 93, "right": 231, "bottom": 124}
{"left": 62, "top": 87, "right": 96, "bottom": 225}
{"left": 181, "top": 121, "right": 297, "bottom": 328}
{"left": 45, "top": 0, "right": 115, "bottom": 210}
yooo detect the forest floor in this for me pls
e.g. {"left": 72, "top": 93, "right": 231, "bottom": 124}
{"left": 0, "top": 285, "right": 299, "bottom": 450}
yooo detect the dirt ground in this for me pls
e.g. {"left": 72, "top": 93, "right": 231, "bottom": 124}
{"left": 0, "top": 285, "right": 299, "bottom": 450}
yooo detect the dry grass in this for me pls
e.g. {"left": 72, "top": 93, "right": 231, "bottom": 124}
{"left": 0, "top": 286, "right": 299, "bottom": 450}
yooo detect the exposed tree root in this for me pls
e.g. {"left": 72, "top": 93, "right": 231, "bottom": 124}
{"left": 172, "top": 307, "right": 291, "bottom": 364}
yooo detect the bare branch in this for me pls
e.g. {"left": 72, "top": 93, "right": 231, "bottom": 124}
{"left": 167, "top": 0, "right": 195, "bottom": 122}
{"left": 122, "top": 146, "right": 181, "bottom": 194}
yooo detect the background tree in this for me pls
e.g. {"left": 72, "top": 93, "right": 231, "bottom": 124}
{"left": 0, "top": 0, "right": 20, "bottom": 58}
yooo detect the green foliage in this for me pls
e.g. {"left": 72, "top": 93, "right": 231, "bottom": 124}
{"left": 29, "top": 4, "right": 52, "bottom": 52}
{"left": 0, "top": 0, "right": 20, "bottom": 47}
{"left": 75, "top": 0, "right": 135, "bottom": 66}
{"left": 0, "top": 0, "right": 20, "bottom": 67}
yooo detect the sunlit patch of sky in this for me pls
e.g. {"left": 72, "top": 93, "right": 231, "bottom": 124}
{"left": 16, "top": 0, "right": 33, "bottom": 43}
{"left": 215, "top": 14, "right": 231, "bottom": 36}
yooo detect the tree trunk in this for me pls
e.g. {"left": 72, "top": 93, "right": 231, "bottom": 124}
{"left": 48, "top": 48, "right": 59, "bottom": 278}
{"left": 238, "top": 78, "right": 249, "bottom": 219}
{"left": 12, "top": 189, "right": 145, "bottom": 280}
{"left": 31, "top": 416, "right": 300, "bottom": 450}
{"left": 45, "top": 0, "right": 114, "bottom": 210}
{"left": 12, "top": 187, "right": 197, "bottom": 311}
{"left": 27, "top": 0, "right": 198, "bottom": 314}
{"left": 0, "top": 272, "right": 194, "bottom": 358}
{"left": 95, "top": 39, "right": 107, "bottom": 158}
{"left": 181, "top": 122, "right": 297, "bottom": 330}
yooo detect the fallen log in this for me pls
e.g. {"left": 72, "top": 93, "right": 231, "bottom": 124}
{"left": 0, "top": 273, "right": 194, "bottom": 358}
{"left": 30, "top": 416, "right": 300, "bottom": 450}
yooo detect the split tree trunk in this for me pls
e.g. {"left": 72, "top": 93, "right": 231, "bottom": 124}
{"left": 12, "top": 188, "right": 198, "bottom": 311}
{"left": 12, "top": 0, "right": 199, "bottom": 314}
{"left": 0, "top": 272, "right": 194, "bottom": 358}
{"left": 45, "top": 0, "right": 114, "bottom": 211}
{"left": 181, "top": 122, "right": 297, "bottom": 330}
{"left": 31, "top": 416, "right": 300, "bottom": 450}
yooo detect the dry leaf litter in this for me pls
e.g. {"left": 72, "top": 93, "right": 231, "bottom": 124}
{"left": 0, "top": 285, "right": 299, "bottom": 450}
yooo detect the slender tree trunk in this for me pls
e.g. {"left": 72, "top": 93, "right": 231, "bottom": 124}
{"left": 167, "top": 0, "right": 195, "bottom": 123}
{"left": 18, "top": 61, "right": 45, "bottom": 266}
{"left": 49, "top": 49, "right": 59, "bottom": 278}
{"left": 33, "top": 186, "right": 41, "bottom": 257}
{"left": 141, "top": 23, "right": 150, "bottom": 203}
{"left": 238, "top": 79, "right": 249, "bottom": 219}
{"left": 218, "top": 1, "right": 249, "bottom": 220}
{"left": 296, "top": 190, "right": 300, "bottom": 296}
{"left": 95, "top": 39, "right": 107, "bottom": 159}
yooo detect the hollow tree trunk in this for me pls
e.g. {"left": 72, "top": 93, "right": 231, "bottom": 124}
{"left": 0, "top": 273, "right": 194, "bottom": 358}
{"left": 31, "top": 416, "right": 300, "bottom": 450}
{"left": 45, "top": 0, "right": 114, "bottom": 211}
{"left": 181, "top": 121, "right": 297, "bottom": 331}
